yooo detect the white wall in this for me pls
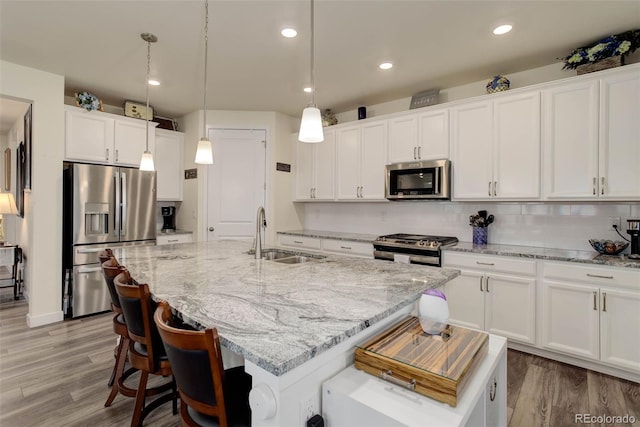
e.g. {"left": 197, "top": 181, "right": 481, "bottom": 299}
{"left": 0, "top": 60, "right": 65, "bottom": 327}
{"left": 303, "top": 202, "right": 639, "bottom": 252}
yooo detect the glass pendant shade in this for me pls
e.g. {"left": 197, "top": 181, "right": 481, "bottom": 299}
{"left": 298, "top": 106, "right": 324, "bottom": 143}
{"left": 195, "top": 137, "right": 213, "bottom": 164}
{"left": 139, "top": 150, "right": 155, "bottom": 171}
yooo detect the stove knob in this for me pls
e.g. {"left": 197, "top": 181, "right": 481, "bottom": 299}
{"left": 379, "top": 236, "right": 386, "bottom": 242}
{"left": 418, "top": 240, "right": 425, "bottom": 246}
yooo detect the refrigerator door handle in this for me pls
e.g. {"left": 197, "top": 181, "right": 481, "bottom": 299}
{"left": 77, "top": 266, "right": 103, "bottom": 274}
{"left": 77, "top": 247, "right": 113, "bottom": 254}
{"left": 120, "top": 172, "right": 127, "bottom": 235}
{"left": 114, "top": 171, "right": 121, "bottom": 237}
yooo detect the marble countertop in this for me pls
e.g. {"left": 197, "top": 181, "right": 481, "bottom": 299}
{"left": 116, "top": 240, "right": 459, "bottom": 376}
{"left": 445, "top": 242, "right": 640, "bottom": 270}
{"left": 277, "top": 230, "right": 640, "bottom": 270}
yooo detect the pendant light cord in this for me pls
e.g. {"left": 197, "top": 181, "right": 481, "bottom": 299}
{"left": 310, "top": 0, "right": 315, "bottom": 107}
{"left": 203, "top": 0, "right": 209, "bottom": 138}
{"left": 145, "top": 39, "right": 151, "bottom": 151}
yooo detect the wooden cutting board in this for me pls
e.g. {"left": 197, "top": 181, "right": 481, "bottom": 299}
{"left": 354, "top": 316, "right": 488, "bottom": 407}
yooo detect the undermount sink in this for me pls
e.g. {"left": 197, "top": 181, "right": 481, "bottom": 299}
{"left": 253, "top": 249, "right": 325, "bottom": 264}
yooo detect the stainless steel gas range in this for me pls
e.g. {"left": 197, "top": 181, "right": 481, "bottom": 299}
{"left": 373, "top": 233, "right": 458, "bottom": 267}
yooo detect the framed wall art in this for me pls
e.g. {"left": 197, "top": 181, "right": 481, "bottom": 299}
{"left": 16, "top": 142, "right": 24, "bottom": 218}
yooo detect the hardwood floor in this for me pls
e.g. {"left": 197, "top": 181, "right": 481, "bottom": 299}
{"left": 1, "top": 291, "right": 639, "bottom": 426}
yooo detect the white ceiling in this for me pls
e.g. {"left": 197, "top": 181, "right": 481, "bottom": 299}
{"left": 1, "top": 1, "right": 639, "bottom": 131}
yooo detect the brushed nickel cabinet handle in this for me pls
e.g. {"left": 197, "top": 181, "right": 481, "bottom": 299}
{"left": 293, "top": 240, "right": 303, "bottom": 244}
{"left": 380, "top": 370, "right": 416, "bottom": 391}
{"left": 489, "top": 377, "right": 497, "bottom": 402}
{"left": 601, "top": 177, "right": 605, "bottom": 195}
{"left": 593, "top": 177, "right": 596, "bottom": 195}
{"left": 106, "top": 148, "right": 109, "bottom": 161}
{"left": 593, "top": 291, "right": 597, "bottom": 310}
{"left": 602, "top": 292, "right": 607, "bottom": 312}
{"left": 340, "top": 246, "right": 352, "bottom": 250}
{"left": 115, "top": 149, "right": 119, "bottom": 162}
{"left": 476, "top": 261, "right": 495, "bottom": 266}
{"left": 486, "top": 277, "right": 490, "bottom": 293}
{"left": 488, "top": 182, "right": 492, "bottom": 196}
{"left": 480, "top": 276, "right": 483, "bottom": 292}
{"left": 493, "top": 181, "right": 497, "bottom": 197}
{"left": 417, "top": 146, "right": 421, "bottom": 159}
{"left": 587, "top": 273, "right": 613, "bottom": 279}
{"left": 413, "top": 147, "right": 417, "bottom": 160}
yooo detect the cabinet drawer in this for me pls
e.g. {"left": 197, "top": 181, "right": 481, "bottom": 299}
{"left": 156, "top": 233, "right": 193, "bottom": 245}
{"left": 443, "top": 252, "right": 536, "bottom": 276}
{"left": 278, "top": 235, "right": 322, "bottom": 250}
{"left": 543, "top": 261, "right": 638, "bottom": 288}
{"left": 322, "top": 239, "right": 373, "bottom": 258}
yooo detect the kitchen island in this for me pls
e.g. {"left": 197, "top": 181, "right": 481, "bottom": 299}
{"left": 116, "top": 240, "right": 460, "bottom": 426}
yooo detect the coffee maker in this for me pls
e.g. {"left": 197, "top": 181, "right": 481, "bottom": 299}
{"left": 627, "top": 219, "right": 640, "bottom": 259}
{"left": 161, "top": 206, "right": 176, "bottom": 233}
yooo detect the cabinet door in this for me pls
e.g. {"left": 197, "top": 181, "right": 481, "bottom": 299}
{"left": 387, "top": 114, "right": 418, "bottom": 163}
{"left": 155, "top": 130, "right": 184, "bottom": 201}
{"left": 599, "top": 287, "right": 640, "bottom": 372}
{"left": 485, "top": 273, "right": 536, "bottom": 344}
{"left": 451, "top": 101, "right": 493, "bottom": 199}
{"left": 541, "top": 280, "right": 600, "bottom": 360}
{"left": 294, "top": 137, "right": 314, "bottom": 200}
{"left": 417, "top": 109, "right": 449, "bottom": 160}
{"left": 542, "top": 80, "right": 599, "bottom": 198}
{"left": 114, "top": 120, "right": 155, "bottom": 166}
{"left": 493, "top": 92, "right": 541, "bottom": 199}
{"left": 336, "top": 126, "right": 360, "bottom": 200}
{"left": 360, "top": 121, "right": 387, "bottom": 200}
{"left": 65, "top": 108, "right": 113, "bottom": 163}
{"left": 444, "top": 269, "right": 485, "bottom": 330}
{"left": 314, "top": 129, "right": 336, "bottom": 200}
{"left": 599, "top": 71, "right": 640, "bottom": 199}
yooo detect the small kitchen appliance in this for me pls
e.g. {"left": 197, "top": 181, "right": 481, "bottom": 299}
{"left": 627, "top": 219, "right": 640, "bottom": 259}
{"left": 161, "top": 206, "right": 176, "bottom": 232}
{"left": 373, "top": 233, "right": 458, "bottom": 267}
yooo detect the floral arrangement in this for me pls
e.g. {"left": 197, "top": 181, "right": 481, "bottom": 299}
{"left": 486, "top": 75, "right": 510, "bottom": 94}
{"left": 561, "top": 29, "right": 640, "bottom": 70}
{"left": 75, "top": 91, "right": 103, "bottom": 112}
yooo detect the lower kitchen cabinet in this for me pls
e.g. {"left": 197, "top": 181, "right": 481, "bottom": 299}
{"left": 278, "top": 234, "right": 322, "bottom": 251}
{"left": 278, "top": 234, "right": 373, "bottom": 258}
{"left": 443, "top": 252, "right": 536, "bottom": 345}
{"left": 541, "top": 261, "right": 640, "bottom": 372}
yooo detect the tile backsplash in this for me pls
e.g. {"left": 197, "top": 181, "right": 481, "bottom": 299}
{"left": 303, "top": 202, "right": 639, "bottom": 252}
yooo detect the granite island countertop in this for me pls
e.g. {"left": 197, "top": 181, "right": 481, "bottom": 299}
{"left": 115, "top": 240, "right": 459, "bottom": 376}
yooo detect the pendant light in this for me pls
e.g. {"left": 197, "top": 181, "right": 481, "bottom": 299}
{"left": 139, "top": 32, "right": 157, "bottom": 171}
{"left": 195, "top": 0, "right": 214, "bottom": 164}
{"left": 298, "top": 0, "right": 324, "bottom": 143}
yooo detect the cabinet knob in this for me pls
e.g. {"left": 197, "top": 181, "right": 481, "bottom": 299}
{"left": 208, "top": 227, "right": 214, "bottom": 232}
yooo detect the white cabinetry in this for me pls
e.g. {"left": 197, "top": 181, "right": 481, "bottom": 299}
{"left": 443, "top": 252, "right": 536, "bottom": 345}
{"left": 294, "top": 130, "right": 335, "bottom": 200}
{"left": 64, "top": 105, "right": 157, "bottom": 167}
{"left": 451, "top": 92, "right": 540, "bottom": 200}
{"left": 541, "top": 262, "right": 640, "bottom": 372}
{"left": 543, "top": 68, "right": 640, "bottom": 200}
{"left": 387, "top": 109, "right": 449, "bottom": 163}
{"left": 277, "top": 234, "right": 373, "bottom": 258}
{"left": 336, "top": 120, "right": 387, "bottom": 200}
{"left": 156, "top": 233, "right": 193, "bottom": 245}
{"left": 155, "top": 129, "right": 184, "bottom": 201}
{"left": 278, "top": 234, "right": 322, "bottom": 251}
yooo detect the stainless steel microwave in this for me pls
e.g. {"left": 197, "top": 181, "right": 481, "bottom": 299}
{"left": 385, "top": 159, "right": 451, "bottom": 200}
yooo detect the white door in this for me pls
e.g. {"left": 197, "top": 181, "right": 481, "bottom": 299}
{"left": 207, "top": 128, "right": 266, "bottom": 240}
{"left": 599, "top": 287, "right": 640, "bottom": 371}
{"left": 387, "top": 114, "right": 418, "bottom": 163}
{"left": 336, "top": 126, "right": 360, "bottom": 200}
{"left": 360, "top": 120, "right": 387, "bottom": 200}
{"left": 484, "top": 273, "right": 536, "bottom": 344}
{"left": 444, "top": 270, "right": 485, "bottom": 331}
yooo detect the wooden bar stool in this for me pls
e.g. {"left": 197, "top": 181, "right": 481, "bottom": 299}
{"left": 100, "top": 256, "right": 138, "bottom": 406}
{"left": 115, "top": 271, "right": 178, "bottom": 427}
{"left": 154, "top": 300, "right": 252, "bottom": 427}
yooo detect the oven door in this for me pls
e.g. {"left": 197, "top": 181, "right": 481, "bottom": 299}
{"left": 385, "top": 160, "right": 450, "bottom": 200}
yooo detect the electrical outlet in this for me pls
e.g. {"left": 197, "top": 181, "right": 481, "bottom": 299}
{"left": 299, "top": 395, "right": 317, "bottom": 424}
{"left": 609, "top": 216, "right": 621, "bottom": 231}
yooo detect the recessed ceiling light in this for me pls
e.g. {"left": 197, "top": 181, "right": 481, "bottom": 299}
{"left": 303, "top": 87, "right": 312, "bottom": 93}
{"left": 148, "top": 79, "right": 160, "bottom": 86}
{"left": 493, "top": 24, "right": 512, "bottom": 35}
{"left": 379, "top": 62, "right": 393, "bottom": 70}
{"left": 281, "top": 28, "right": 297, "bottom": 38}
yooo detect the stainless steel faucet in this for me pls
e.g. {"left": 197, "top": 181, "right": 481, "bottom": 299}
{"left": 254, "top": 206, "right": 266, "bottom": 259}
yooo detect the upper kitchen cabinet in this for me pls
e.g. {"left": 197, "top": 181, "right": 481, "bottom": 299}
{"left": 543, "top": 66, "right": 640, "bottom": 200}
{"left": 450, "top": 92, "right": 541, "bottom": 200}
{"left": 64, "top": 105, "right": 157, "bottom": 167}
{"left": 387, "top": 108, "right": 449, "bottom": 163}
{"left": 155, "top": 129, "right": 184, "bottom": 201}
{"left": 294, "top": 129, "right": 336, "bottom": 201}
{"left": 336, "top": 120, "right": 387, "bottom": 200}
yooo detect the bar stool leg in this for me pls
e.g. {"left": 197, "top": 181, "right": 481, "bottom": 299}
{"left": 105, "top": 336, "right": 129, "bottom": 407}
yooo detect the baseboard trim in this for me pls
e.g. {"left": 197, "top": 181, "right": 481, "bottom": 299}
{"left": 27, "top": 310, "right": 64, "bottom": 328}
{"left": 508, "top": 342, "right": 640, "bottom": 383}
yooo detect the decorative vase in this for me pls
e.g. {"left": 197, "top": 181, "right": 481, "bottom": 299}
{"left": 576, "top": 55, "right": 625, "bottom": 75}
{"left": 321, "top": 109, "right": 338, "bottom": 127}
{"left": 472, "top": 227, "right": 488, "bottom": 246}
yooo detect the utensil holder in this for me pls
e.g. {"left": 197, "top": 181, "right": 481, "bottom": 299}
{"left": 472, "top": 227, "right": 487, "bottom": 246}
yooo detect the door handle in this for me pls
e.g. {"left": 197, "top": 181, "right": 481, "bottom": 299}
{"left": 413, "top": 147, "right": 417, "bottom": 160}
{"left": 417, "top": 146, "right": 421, "bottom": 159}
{"left": 602, "top": 292, "right": 607, "bottom": 312}
{"left": 488, "top": 182, "right": 492, "bottom": 196}
{"left": 493, "top": 181, "right": 497, "bottom": 197}
{"left": 593, "top": 177, "right": 596, "bottom": 195}
{"left": 208, "top": 227, "right": 214, "bottom": 232}
{"left": 105, "top": 148, "right": 109, "bottom": 161}
{"left": 476, "top": 261, "right": 495, "bottom": 266}
{"left": 593, "top": 291, "right": 597, "bottom": 310}
{"left": 120, "top": 172, "right": 127, "bottom": 234}
{"left": 115, "top": 149, "right": 119, "bottom": 162}
{"left": 479, "top": 276, "right": 483, "bottom": 292}
{"left": 486, "top": 277, "right": 490, "bottom": 292}
{"left": 601, "top": 177, "right": 605, "bottom": 195}
{"left": 77, "top": 266, "right": 102, "bottom": 274}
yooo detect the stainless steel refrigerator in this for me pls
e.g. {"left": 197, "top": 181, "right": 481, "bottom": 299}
{"left": 62, "top": 162, "right": 156, "bottom": 318}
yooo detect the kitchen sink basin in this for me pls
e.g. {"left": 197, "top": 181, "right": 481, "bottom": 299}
{"left": 272, "top": 255, "right": 315, "bottom": 264}
{"left": 261, "top": 250, "right": 296, "bottom": 260}
{"left": 250, "top": 249, "right": 325, "bottom": 264}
